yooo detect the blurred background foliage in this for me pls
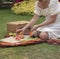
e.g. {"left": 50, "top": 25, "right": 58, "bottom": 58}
{"left": 11, "top": 0, "right": 36, "bottom": 15}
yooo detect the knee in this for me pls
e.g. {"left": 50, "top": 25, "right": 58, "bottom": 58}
{"left": 39, "top": 32, "right": 48, "bottom": 41}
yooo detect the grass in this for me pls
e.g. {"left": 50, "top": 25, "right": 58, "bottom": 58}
{"left": 0, "top": 8, "right": 60, "bottom": 59}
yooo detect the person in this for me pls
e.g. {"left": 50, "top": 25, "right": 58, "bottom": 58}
{"left": 16, "top": 0, "right": 60, "bottom": 41}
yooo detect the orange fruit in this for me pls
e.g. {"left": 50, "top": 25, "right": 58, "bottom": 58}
{"left": 29, "top": 32, "right": 33, "bottom": 36}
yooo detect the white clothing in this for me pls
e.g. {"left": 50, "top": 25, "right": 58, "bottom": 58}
{"left": 34, "top": 0, "right": 60, "bottom": 39}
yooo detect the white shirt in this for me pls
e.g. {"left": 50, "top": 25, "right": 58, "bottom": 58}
{"left": 34, "top": 0, "right": 60, "bottom": 39}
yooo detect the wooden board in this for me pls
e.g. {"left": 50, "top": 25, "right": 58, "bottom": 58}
{"left": 0, "top": 35, "right": 60, "bottom": 47}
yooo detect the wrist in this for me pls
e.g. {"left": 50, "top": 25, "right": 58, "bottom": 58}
{"left": 38, "top": 24, "right": 43, "bottom": 27}
{"left": 36, "top": 25, "right": 40, "bottom": 28}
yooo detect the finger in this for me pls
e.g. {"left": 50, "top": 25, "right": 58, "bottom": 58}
{"left": 31, "top": 28, "right": 34, "bottom": 31}
{"left": 16, "top": 29, "right": 22, "bottom": 34}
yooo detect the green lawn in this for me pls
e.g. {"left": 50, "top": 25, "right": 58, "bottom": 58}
{"left": 0, "top": 8, "right": 60, "bottom": 59}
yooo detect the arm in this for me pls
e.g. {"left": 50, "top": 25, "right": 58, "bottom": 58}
{"left": 23, "top": 14, "right": 40, "bottom": 30}
{"left": 37, "top": 14, "right": 57, "bottom": 27}
{"left": 16, "top": 14, "right": 40, "bottom": 33}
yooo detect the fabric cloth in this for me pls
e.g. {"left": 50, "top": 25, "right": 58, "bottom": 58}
{"left": 34, "top": 0, "right": 60, "bottom": 39}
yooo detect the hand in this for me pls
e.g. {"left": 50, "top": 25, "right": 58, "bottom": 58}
{"left": 31, "top": 25, "right": 39, "bottom": 31}
{"left": 16, "top": 28, "right": 25, "bottom": 34}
